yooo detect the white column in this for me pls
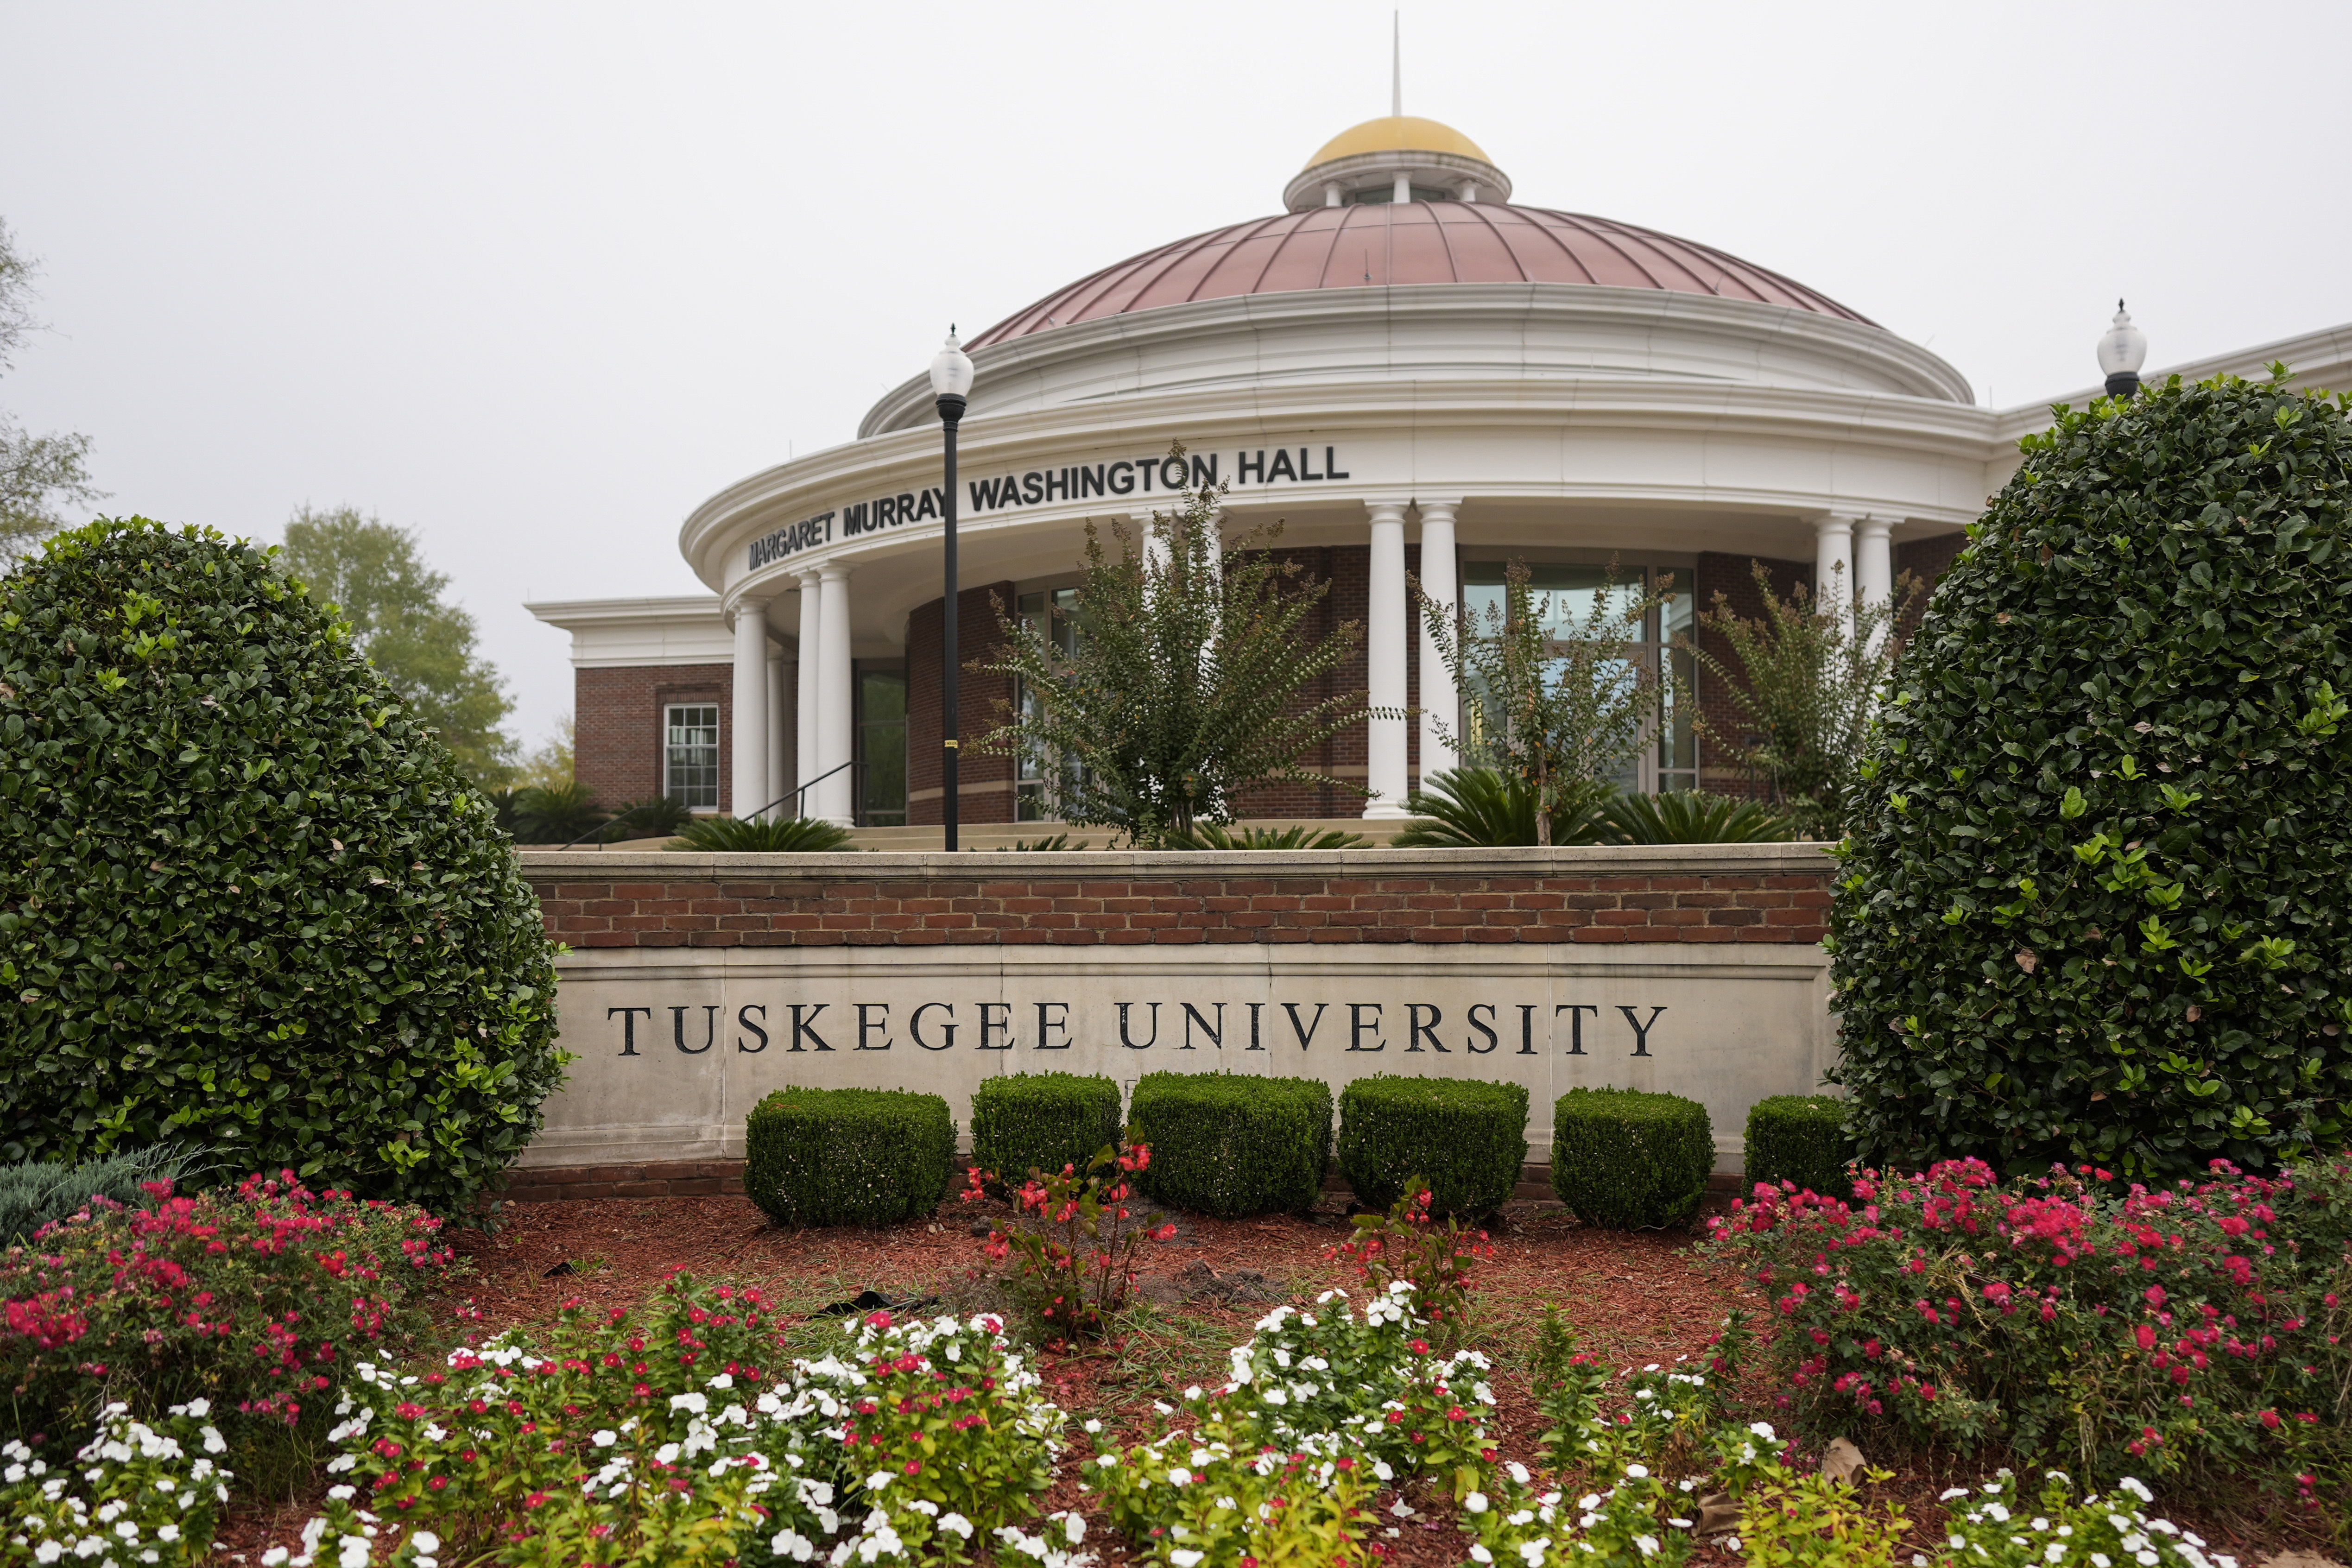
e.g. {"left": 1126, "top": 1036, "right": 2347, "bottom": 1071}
{"left": 793, "top": 571, "right": 820, "bottom": 811}
{"left": 1391, "top": 171, "right": 1411, "bottom": 205}
{"left": 1459, "top": 181, "right": 1479, "bottom": 202}
{"left": 1364, "top": 499, "right": 1411, "bottom": 818}
{"left": 729, "top": 597, "right": 769, "bottom": 821}
{"left": 1814, "top": 514, "right": 1857, "bottom": 642}
{"left": 1854, "top": 516, "right": 1895, "bottom": 656}
{"left": 816, "top": 565, "right": 854, "bottom": 827}
{"left": 765, "top": 649, "right": 786, "bottom": 817}
{"left": 1323, "top": 181, "right": 1342, "bottom": 207}
{"left": 1415, "top": 499, "right": 1461, "bottom": 784}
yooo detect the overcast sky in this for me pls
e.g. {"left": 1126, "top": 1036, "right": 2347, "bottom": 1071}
{"left": 6, "top": 1, "right": 2349, "bottom": 752}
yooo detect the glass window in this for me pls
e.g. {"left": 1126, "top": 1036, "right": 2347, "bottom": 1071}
{"left": 664, "top": 704, "right": 720, "bottom": 809}
{"left": 855, "top": 666, "right": 907, "bottom": 827}
{"left": 1459, "top": 563, "right": 1698, "bottom": 795}
{"left": 1014, "top": 588, "right": 1083, "bottom": 822}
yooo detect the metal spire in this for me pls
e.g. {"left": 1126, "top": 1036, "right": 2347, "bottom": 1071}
{"left": 1391, "top": 12, "right": 1402, "bottom": 117}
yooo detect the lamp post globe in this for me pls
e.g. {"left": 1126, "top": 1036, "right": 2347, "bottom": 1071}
{"left": 931, "top": 330, "right": 974, "bottom": 850}
{"left": 2098, "top": 300, "right": 2147, "bottom": 399}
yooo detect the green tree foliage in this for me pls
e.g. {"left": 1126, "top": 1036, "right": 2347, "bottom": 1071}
{"left": 974, "top": 447, "right": 1378, "bottom": 844}
{"left": 0, "top": 518, "right": 568, "bottom": 1214}
{"left": 1831, "top": 371, "right": 2352, "bottom": 1177}
{"left": 276, "top": 505, "right": 516, "bottom": 784}
{"left": 1418, "top": 559, "right": 1675, "bottom": 846}
{"left": 0, "top": 218, "right": 104, "bottom": 565}
{"left": 1685, "top": 561, "right": 1911, "bottom": 839}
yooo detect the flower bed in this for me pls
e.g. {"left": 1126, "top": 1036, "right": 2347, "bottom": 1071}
{"left": 1708, "top": 1155, "right": 2352, "bottom": 1517}
{"left": 0, "top": 1172, "right": 454, "bottom": 1462}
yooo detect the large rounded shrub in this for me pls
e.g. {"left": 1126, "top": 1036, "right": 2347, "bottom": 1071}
{"left": 1832, "top": 374, "right": 2352, "bottom": 1176}
{"left": 0, "top": 520, "right": 566, "bottom": 1213}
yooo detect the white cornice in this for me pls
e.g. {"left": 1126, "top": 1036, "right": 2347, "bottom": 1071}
{"left": 684, "top": 373, "right": 2006, "bottom": 600}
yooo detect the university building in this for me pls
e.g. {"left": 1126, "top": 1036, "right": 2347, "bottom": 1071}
{"left": 529, "top": 112, "right": 2352, "bottom": 835}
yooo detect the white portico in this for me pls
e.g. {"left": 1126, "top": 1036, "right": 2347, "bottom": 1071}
{"left": 535, "top": 110, "right": 2352, "bottom": 833}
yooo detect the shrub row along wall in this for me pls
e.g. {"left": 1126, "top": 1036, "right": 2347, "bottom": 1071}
{"left": 516, "top": 844, "right": 1836, "bottom": 1185}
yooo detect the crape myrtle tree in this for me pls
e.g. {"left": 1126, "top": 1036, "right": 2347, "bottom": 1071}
{"left": 0, "top": 519, "right": 567, "bottom": 1214}
{"left": 1684, "top": 561, "right": 1914, "bottom": 840}
{"left": 1415, "top": 558, "right": 1676, "bottom": 846}
{"left": 974, "top": 446, "right": 1379, "bottom": 845}
{"left": 1830, "top": 369, "right": 2352, "bottom": 1178}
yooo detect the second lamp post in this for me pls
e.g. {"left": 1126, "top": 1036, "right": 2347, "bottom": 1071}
{"left": 929, "top": 330, "right": 975, "bottom": 850}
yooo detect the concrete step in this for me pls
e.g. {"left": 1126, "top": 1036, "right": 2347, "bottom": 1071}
{"left": 841, "top": 817, "right": 1424, "bottom": 852}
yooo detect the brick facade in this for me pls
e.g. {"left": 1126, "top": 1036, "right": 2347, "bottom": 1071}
{"left": 523, "top": 846, "right": 1832, "bottom": 949}
{"left": 905, "top": 580, "right": 1018, "bottom": 825}
{"left": 575, "top": 663, "right": 733, "bottom": 815}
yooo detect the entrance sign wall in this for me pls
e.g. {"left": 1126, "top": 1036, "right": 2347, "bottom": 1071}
{"left": 519, "top": 845, "right": 1838, "bottom": 1179}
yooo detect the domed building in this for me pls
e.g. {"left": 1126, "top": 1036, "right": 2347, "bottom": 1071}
{"left": 531, "top": 114, "right": 2352, "bottom": 837}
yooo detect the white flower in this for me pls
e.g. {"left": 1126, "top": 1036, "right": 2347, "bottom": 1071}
{"left": 771, "top": 1529, "right": 814, "bottom": 1562}
{"left": 1507, "top": 1461, "right": 1531, "bottom": 1485}
{"left": 1635, "top": 1536, "right": 1661, "bottom": 1557}
{"left": 670, "top": 1392, "right": 709, "bottom": 1415}
{"left": 1472, "top": 1550, "right": 1495, "bottom": 1566}
{"left": 1171, "top": 1554, "right": 1204, "bottom": 1568}
{"left": 1169, "top": 1468, "right": 1192, "bottom": 1486}
{"left": 326, "top": 1486, "right": 356, "bottom": 1502}
{"left": 939, "top": 1514, "right": 974, "bottom": 1540}
{"left": 2118, "top": 1478, "right": 2154, "bottom": 1504}
{"left": 338, "top": 1536, "right": 372, "bottom": 1568}
{"left": 1062, "top": 1514, "right": 1086, "bottom": 1544}
{"left": 1373, "top": 1461, "right": 1394, "bottom": 1481}
{"left": 1941, "top": 1488, "right": 1971, "bottom": 1502}
{"left": 1521, "top": 1543, "right": 1549, "bottom": 1567}
{"left": 1748, "top": 1422, "right": 1777, "bottom": 1441}
{"left": 1625, "top": 1464, "right": 1650, "bottom": 1479}
{"left": 1082, "top": 1419, "right": 1102, "bottom": 1434}
{"left": 1465, "top": 1492, "right": 1489, "bottom": 1514}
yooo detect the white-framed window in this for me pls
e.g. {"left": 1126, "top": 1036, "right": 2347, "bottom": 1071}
{"left": 664, "top": 703, "right": 721, "bottom": 809}
{"left": 1013, "top": 587, "right": 1084, "bottom": 822}
{"left": 1460, "top": 562, "right": 1698, "bottom": 795}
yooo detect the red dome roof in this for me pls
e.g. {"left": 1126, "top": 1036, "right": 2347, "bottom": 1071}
{"left": 969, "top": 202, "right": 1869, "bottom": 347}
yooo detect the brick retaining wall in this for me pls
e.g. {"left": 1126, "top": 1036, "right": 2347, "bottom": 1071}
{"left": 523, "top": 844, "right": 1833, "bottom": 950}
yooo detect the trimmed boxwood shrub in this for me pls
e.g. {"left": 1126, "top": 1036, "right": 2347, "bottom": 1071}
{"left": 1832, "top": 374, "right": 2352, "bottom": 1177}
{"left": 743, "top": 1087, "right": 955, "bottom": 1227}
{"left": 1742, "top": 1094, "right": 1851, "bottom": 1198}
{"left": 1336, "top": 1075, "right": 1528, "bottom": 1217}
{"left": 1551, "top": 1087, "right": 1713, "bottom": 1230}
{"left": 969, "top": 1071, "right": 1123, "bottom": 1183}
{"left": 1127, "top": 1071, "right": 1331, "bottom": 1218}
{"left": 0, "top": 520, "right": 565, "bottom": 1215}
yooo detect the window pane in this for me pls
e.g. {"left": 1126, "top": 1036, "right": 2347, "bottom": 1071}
{"left": 1464, "top": 562, "right": 1645, "bottom": 641}
{"left": 856, "top": 669, "right": 907, "bottom": 826}
{"left": 665, "top": 704, "right": 719, "bottom": 809}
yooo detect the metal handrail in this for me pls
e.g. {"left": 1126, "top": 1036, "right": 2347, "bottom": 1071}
{"left": 552, "top": 759, "right": 869, "bottom": 851}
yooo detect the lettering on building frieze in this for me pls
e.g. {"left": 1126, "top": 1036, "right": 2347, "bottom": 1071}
{"left": 610, "top": 998, "right": 1666, "bottom": 1059}
{"left": 746, "top": 447, "right": 1350, "bottom": 569}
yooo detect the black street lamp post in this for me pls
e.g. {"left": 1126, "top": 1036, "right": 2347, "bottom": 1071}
{"left": 929, "top": 330, "right": 975, "bottom": 850}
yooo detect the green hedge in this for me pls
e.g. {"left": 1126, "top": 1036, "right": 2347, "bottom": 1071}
{"left": 743, "top": 1088, "right": 955, "bottom": 1227}
{"left": 1743, "top": 1094, "right": 1852, "bottom": 1198}
{"left": 1128, "top": 1072, "right": 1331, "bottom": 1218}
{"left": 1336, "top": 1076, "right": 1528, "bottom": 1217}
{"left": 1551, "top": 1087, "right": 1714, "bottom": 1230}
{"left": 968, "top": 1072, "right": 1124, "bottom": 1184}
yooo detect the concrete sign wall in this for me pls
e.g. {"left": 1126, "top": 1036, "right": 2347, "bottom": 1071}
{"left": 519, "top": 844, "right": 1839, "bottom": 1179}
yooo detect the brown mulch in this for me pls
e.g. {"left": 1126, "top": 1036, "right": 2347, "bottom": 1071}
{"left": 209, "top": 1194, "right": 2333, "bottom": 1565}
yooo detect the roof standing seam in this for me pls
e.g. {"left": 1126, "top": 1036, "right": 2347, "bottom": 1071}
{"left": 964, "top": 202, "right": 1869, "bottom": 347}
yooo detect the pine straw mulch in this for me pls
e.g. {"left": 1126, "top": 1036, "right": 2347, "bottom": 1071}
{"left": 212, "top": 1193, "right": 2331, "bottom": 1566}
